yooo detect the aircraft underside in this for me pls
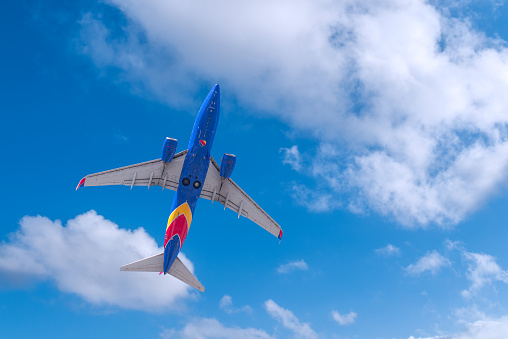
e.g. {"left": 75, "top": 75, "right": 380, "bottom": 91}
{"left": 76, "top": 84, "right": 283, "bottom": 292}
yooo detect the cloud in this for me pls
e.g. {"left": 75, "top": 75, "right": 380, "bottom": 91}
{"left": 456, "top": 316, "right": 508, "bottom": 339}
{"left": 276, "top": 259, "right": 309, "bottom": 274}
{"left": 408, "top": 315, "right": 508, "bottom": 339}
{"left": 407, "top": 242, "right": 508, "bottom": 299}
{"left": 331, "top": 310, "right": 357, "bottom": 326}
{"left": 441, "top": 241, "right": 508, "bottom": 298}
{"left": 0, "top": 211, "right": 194, "bottom": 311}
{"left": 219, "top": 295, "right": 253, "bottom": 315}
{"left": 160, "top": 318, "right": 274, "bottom": 339}
{"left": 289, "top": 184, "right": 342, "bottom": 213}
{"left": 375, "top": 244, "right": 401, "bottom": 257}
{"left": 445, "top": 239, "right": 463, "bottom": 251}
{"left": 453, "top": 305, "right": 489, "bottom": 325}
{"left": 404, "top": 243, "right": 508, "bottom": 338}
{"left": 406, "top": 250, "right": 451, "bottom": 276}
{"left": 79, "top": 0, "right": 508, "bottom": 227}
{"left": 264, "top": 299, "right": 318, "bottom": 339}
{"left": 461, "top": 252, "right": 508, "bottom": 298}
{"left": 163, "top": 300, "right": 317, "bottom": 338}
{"left": 280, "top": 146, "right": 303, "bottom": 172}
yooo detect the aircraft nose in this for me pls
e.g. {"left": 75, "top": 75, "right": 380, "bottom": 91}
{"left": 209, "top": 84, "right": 220, "bottom": 108}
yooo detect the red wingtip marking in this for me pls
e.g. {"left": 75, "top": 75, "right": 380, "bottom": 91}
{"left": 76, "top": 177, "right": 86, "bottom": 190}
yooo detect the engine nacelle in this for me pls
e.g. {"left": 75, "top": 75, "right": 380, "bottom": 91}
{"left": 220, "top": 153, "right": 236, "bottom": 180}
{"left": 161, "top": 137, "right": 178, "bottom": 163}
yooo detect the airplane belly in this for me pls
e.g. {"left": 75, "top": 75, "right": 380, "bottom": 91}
{"left": 163, "top": 152, "right": 210, "bottom": 255}
{"left": 174, "top": 151, "right": 211, "bottom": 214}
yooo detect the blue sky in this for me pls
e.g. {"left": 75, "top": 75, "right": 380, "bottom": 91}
{"left": 3, "top": 0, "right": 508, "bottom": 338}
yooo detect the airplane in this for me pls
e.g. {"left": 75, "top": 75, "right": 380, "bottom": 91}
{"left": 76, "top": 84, "right": 283, "bottom": 292}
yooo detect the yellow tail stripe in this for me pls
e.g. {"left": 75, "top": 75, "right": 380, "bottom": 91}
{"left": 166, "top": 202, "right": 193, "bottom": 230}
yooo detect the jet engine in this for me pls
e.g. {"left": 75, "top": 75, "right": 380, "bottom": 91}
{"left": 161, "top": 137, "right": 178, "bottom": 163}
{"left": 220, "top": 153, "right": 236, "bottom": 180}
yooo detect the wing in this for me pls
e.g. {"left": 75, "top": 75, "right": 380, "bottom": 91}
{"left": 76, "top": 150, "right": 187, "bottom": 191}
{"left": 200, "top": 157, "right": 283, "bottom": 239}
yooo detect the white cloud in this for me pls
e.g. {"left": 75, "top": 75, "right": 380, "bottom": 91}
{"left": 461, "top": 252, "right": 508, "bottom": 298}
{"left": 276, "top": 259, "right": 309, "bottom": 274}
{"left": 80, "top": 0, "right": 508, "bottom": 227}
{"left": 445, "top": 239, "right": 463, "bottom": 251}
{"left": 408, "top": 315, "right": 508, "bottom": 339}
{"left": 280, "top": 146, "right": 303, "bottom": 172}
{"left": 441, "top": 241, "right": 508, "bottom": 298}
{"left": 456, "top": 316, "right": 508, "bottom": 339}
{"left": 219, "top": 295, "right": 253, "bottom": 315}
{"left": 0, "top": 211, "right": 194, "bottom": 311}
{"left": 406, "top": 250, "right": 451, "bottom": 275}
{"left": 404, "top": 243, "right": 508, "bottom": 338}
{"left": 375, "top": 244, "right": 400, "bottom": 257}
{"left": 162, "top": 300, "right": 317, "bottom": 338}
{"left": 219, "top": 295, "right": 233, "bottom": 309}
{"left": 290, "top": 183, "right": 342, "bottom": 213}
{"left": 264, "top": 299, "right": 318, "bottom": 339}
{"left": 453, "top": 305, "right": 489, "bottom": 325}
{"left": 410, "top": 242, "right": 508, "bottom": 299}
{"left": 331, "top": 310, "right": 357, "bottom": 326}
{"left": 160, "top": 318, "right": 274, "bottom": 339}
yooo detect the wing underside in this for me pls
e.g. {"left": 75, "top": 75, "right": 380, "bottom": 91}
{"left": 200, "top": 157, "right": 282, "bottom": 238}
{"left": 78, "top": 150, "right": 188, "bottom": 191}
{"left": 77, "top": 151, "right": 282, "bottom": 238}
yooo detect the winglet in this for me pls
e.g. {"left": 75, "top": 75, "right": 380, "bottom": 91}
{"left": 278, "top": 229, "right": 283, "bottom": 241}
{"left": 76, "top": 177, "right": 86, "bottom": 190}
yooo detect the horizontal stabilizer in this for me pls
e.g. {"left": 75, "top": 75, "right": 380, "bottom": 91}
{"left": 168, "top": 256, "right": 205, "bottom": 292}
{"left": 120, "top": 252, "right": 163, "bottom": 272}
{"left": 120, "top": 253, "right": 205, "bottom": 292}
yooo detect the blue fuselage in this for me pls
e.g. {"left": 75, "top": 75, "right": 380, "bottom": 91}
{"left": 163, "top": 84, "right": 220, "bottom": 273}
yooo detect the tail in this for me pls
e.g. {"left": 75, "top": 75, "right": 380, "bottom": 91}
{"left": 120, "top": 253, "right": 205, "bottom": 292}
